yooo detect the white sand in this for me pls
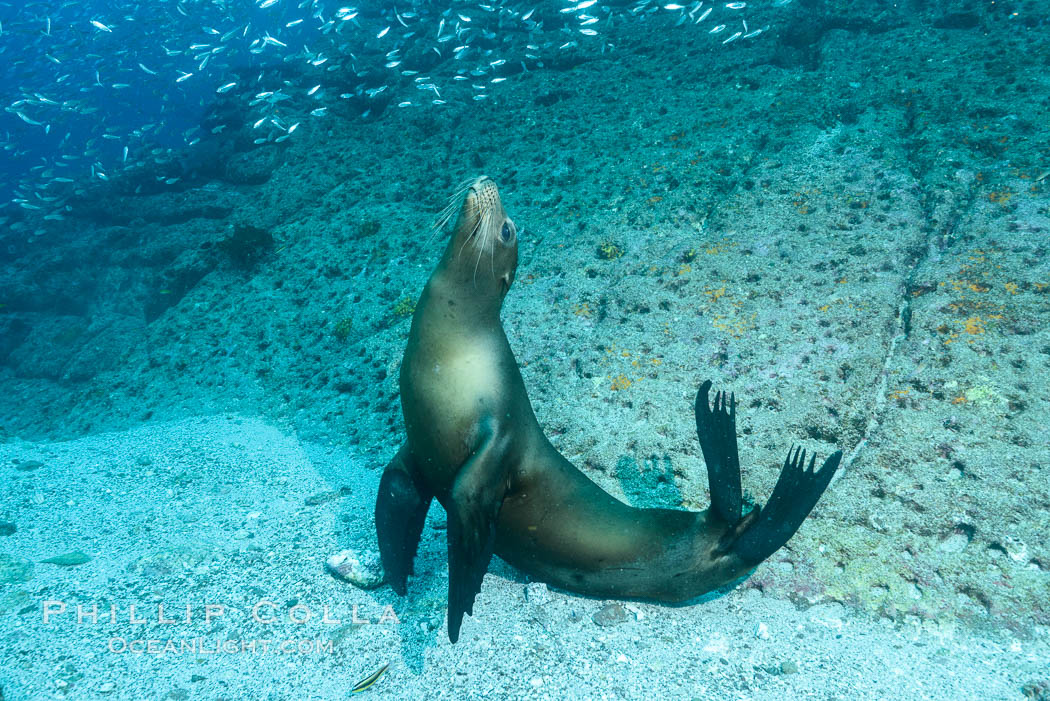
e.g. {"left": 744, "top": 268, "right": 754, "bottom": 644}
{"left": 0, "top": 416, "right": 1044, "bottom": 699}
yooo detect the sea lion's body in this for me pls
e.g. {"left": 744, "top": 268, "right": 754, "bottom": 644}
{"left": 374, "top": 177, "right": 841, "bottom": 643}
{"left": 402, "top": 273, "right": 741, "bottom": 600}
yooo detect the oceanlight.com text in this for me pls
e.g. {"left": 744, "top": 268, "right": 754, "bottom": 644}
{"left": 107, "top": 637, "right": 335, "bottom": 656}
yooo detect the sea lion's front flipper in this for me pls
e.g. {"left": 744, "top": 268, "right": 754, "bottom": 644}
{"left": 731, "top": 446, "right": 842, "bottom": 564}
{"left": 375, "top": 443, "right": 433, "bottom": 596}
{"left": 446, "top": 418, "right": 511, "bottom": 644}
{"left": 695, "top": 380, "right": 743, "bottom": 523}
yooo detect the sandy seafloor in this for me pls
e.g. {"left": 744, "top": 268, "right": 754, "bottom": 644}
{"left": 1, "top": 2, "right": 1049, "bottom": 699}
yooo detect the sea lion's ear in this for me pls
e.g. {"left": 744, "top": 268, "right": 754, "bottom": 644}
{"left": 445, "top": 417, "right": 512, "bottom": 643}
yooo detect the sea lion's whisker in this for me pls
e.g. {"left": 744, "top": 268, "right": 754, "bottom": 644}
{"left": 472, "top": 231, "right": 485, "bottom": 287}
{"left": 456, "top": 213, "right": 483, "bottom": 261}
{"left": 489, "top": 232, "right": 495, "bottom": 278}
{"left": 426, "top": 178, "right": 476, "bottom": 246}
{"left": 472, "top": 247, "right": 484, "bottom": 287}
{"left": 427, "top": 203, "right": 457, "bottom": 245}
{"left": 471, "top": 206, "right": 492, "bottom": 286}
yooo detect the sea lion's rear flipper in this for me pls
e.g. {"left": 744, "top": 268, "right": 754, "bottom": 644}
{"left": 375, "top": 443, "right": 433, "bottom": 596}
{"left": 731, "top": 446, "right": 842, "bottom": 564}
{"left": 446, "top": 419, "right": 511, "bottom": 644}
{"left": 694, "top": 380, "right": 743, "bottom": 523}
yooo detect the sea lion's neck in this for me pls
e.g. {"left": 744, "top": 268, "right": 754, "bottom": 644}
{"left": 423, "top": 267, "right": 504, "bottom": 329}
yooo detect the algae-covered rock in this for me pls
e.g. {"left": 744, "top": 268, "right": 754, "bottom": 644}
{"left": 304, "top": 486, "right": 352, "bottom": 506}
{"left": 592, "top": 602, "right": 629, "bottom": 627}
{"left": 0, "top": 553, "right": 34, "bottom": 583}
{"left": 127, "top": 545, "right": 218, "bottom": 579}
{"left": 325, "top": 549, "right": 384, "bottom": 589}
{"left": 224, "top": 148, "right": 278, "bottom": 185}
{"left": 0, "top": 587, "right": 32, "bottom": 615}
{"left": 218, "top": 223, "right": 274, "bottom": 268}
{"left": 42, "top": 551, "right": 92, "bottom": 567}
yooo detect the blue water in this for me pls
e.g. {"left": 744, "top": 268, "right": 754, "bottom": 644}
{"left": 0, "top": 0, "right": 774, "bottom": 217}
{"left": 0, "top": 0, "right": 326, "bottom": 204}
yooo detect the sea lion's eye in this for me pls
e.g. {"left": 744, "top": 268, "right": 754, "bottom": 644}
{"left": 501, "top": 222, "right": 512, "bottom": 241}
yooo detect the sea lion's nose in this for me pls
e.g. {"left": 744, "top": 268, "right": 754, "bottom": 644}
{"left": 475, "top": 179, "right": 493, "bottom": 195}
{"left": 467, "top": 175, "right": 491, "bottom": 195}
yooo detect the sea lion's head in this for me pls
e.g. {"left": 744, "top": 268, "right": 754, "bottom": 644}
{"left": 435, "top": 176, "right": 518, "bottom": 303}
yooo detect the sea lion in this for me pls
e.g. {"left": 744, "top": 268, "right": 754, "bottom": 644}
{"left": 374, "top": 176, "right": 842, "bottom": 643}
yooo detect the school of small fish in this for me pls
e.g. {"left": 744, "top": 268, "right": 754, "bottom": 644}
{"left": 0, "top": 0, "right": 782, "bottom": 229}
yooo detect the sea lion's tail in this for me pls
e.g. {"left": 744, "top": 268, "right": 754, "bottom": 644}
{"left": 729, "top": 445, "right": 841, "bottom": 564}
{"left": 694, "top": 380, "right": 842, "bottom": 565}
